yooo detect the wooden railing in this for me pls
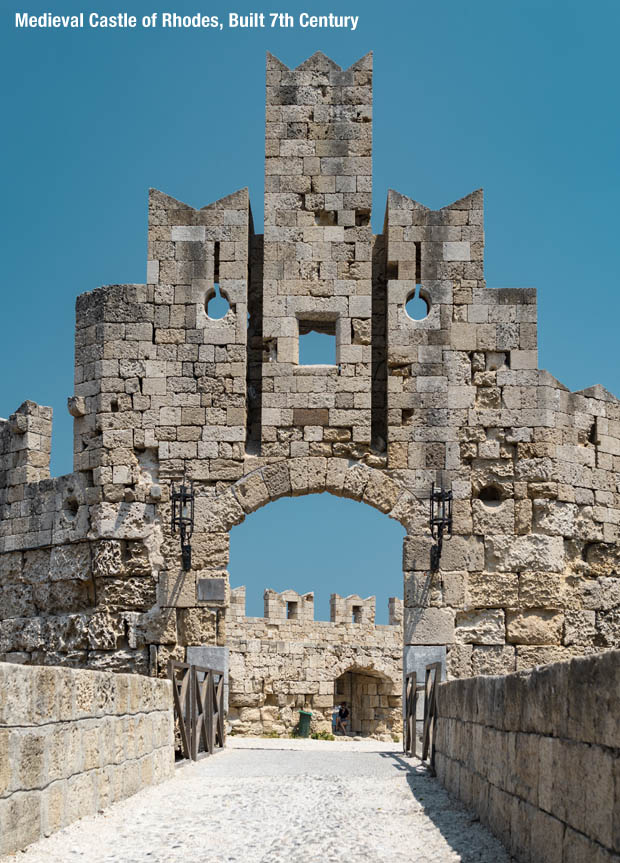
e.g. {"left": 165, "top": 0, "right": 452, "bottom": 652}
{"left": 168, "top": 660, "right": 226, "bottom": 760}
{"left": 403, "top": 661, "right": 441, "bottom": 772}
{"left": 403, "top": 670, "right": 418, "bottom": 757}
{"left": 421, "top": 661, "right": 441, "bottom": 773}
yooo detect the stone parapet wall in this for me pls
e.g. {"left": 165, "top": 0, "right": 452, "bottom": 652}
{"left": 0, "top": 662, "right": 174, "bottom": 857}
{"left": 229, "top": 616, "right": 401, "bottom": 643}
{"left": 433, "top": 650, "right": 620, "bottom": 862}
{"left": 227, "top": 601, "right": 402, "bottom": 737}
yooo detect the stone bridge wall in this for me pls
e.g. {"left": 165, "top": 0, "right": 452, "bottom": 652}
{"left": 433, "top": 650, "right": 620, "bottom": 863}
{"left": 1, "top": 51, "right": 619, "bottom": 682}
{"left": 0, "top": 662, "right": 174, "bottom": 857}
{"left": 227, "top": 588, "right": 402, "bottom": 737}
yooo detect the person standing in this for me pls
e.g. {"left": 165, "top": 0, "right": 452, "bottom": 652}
{"left": 331, "top": 704, "right": 339, "bottom": 733}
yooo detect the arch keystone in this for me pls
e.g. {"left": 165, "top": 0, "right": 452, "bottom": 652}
{"left": 326, "top": 459, "right": 348, "bottom": 495}
{"left": 342, "top": 463, "right": 372, "bottom": 501}
{"left": 262, "top": 462, "right": 291, "bottom": 500}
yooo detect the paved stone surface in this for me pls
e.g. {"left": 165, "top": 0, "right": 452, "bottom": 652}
{"left": 6, "top": 738, "right": 514, "bottom": 863}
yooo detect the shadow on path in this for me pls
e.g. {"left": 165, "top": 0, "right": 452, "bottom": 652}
{"left": 378, "top": 751, "right": 513, "bottom": 863}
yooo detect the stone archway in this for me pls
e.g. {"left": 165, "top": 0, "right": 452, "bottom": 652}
{"left": 192, "top": 455, "right": 424, "bottom": 630}
{"left": 150, "top": 456, "right": 451, "bottom": 696}
{"left": 197, "top": 457, "right": 421, "bottom": 533}
{"left": 334, "top": 666, "right": 401, "bottom": 738}
{"left": 169, "top": 455, "right": 455, "bottom": 729}
{"left": 200, "top": 459, "right": 412, "bottom": 738}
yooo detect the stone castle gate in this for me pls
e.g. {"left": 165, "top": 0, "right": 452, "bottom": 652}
{"left": 1, "top": 53, "right": 619, "bottom": 700}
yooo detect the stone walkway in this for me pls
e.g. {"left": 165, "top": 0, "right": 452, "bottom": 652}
{"left": 5, "top": 738, "right": 514, "bottom": 862}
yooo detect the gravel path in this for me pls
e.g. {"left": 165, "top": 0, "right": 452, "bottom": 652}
{"left": 6, "top": 738, "right": 513, "bottom": 863}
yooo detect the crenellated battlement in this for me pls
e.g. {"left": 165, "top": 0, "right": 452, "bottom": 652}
{"left": 0, "top": 402, "right": 92, "bottom": 551}
{"left": 263, "top": 588, "right": 314, "bottom": 621}
{"left": 229, "top": 586, "right": 402, "bottom": 627}
{"left": 330, "top": 592, "right": 375, "bottom": 624}
{"left": 0, "top": 401, "right": 52, "bottom": 492}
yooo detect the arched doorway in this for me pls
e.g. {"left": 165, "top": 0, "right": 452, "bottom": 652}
{"left": 334, "top": 667, "right": 401, "bottom": 738}
{"left": 220, "top": 477, "right": 407, "bottom": 738}
{"left": 185, "top": 458, "right": 446, "bottom": 739}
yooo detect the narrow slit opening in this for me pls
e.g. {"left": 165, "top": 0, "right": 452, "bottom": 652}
{"left": 214, "top": 241, "right": 220, "bottom": 283}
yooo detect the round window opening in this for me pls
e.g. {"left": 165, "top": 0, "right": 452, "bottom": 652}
{"left": 206, "top": 283, "right": 231, "bottom": 320}
{"left": 405, "top": 285, "right": 430, "bottom": 321}
{"left": 477, "top": 485, "right": 503, "bottom": 507}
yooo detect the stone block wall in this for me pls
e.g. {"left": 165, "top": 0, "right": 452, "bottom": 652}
{"left": 433, "top": 650, "right": 620, "bottom": 863}
{"left": 0, "top": 401, "right": 52, "bottom": 490}
{"left": 0, "top": 401, "right": 93, "bottom": 553}
{"left": 0, "top": 661, "right": 174, "bottom": 857}
{"left": 227, "top": 589, "right": 402, "bottom": 737}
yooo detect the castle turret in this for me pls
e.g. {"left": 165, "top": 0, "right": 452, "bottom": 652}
{"left": 260, "top": 52, "right": 374, "bottom": 459}
{"left": 264, "top": 588, "right": 314, "bottom": 620}
{"left": 73, "top": 188, "right": 252, "bottom": 496}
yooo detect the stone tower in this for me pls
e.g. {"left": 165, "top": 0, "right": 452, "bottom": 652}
{"left": 261, "top": 52, "right": 373, "bottom": 454}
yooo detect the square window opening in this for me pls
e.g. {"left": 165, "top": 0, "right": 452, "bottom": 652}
{"left": 287, "top": 601, "right": 298, "bottom": 619}
{"left": 298, "top": 320, "right": 337, "bottom": 365}
{"left": 352, "top": 605, "right": 362, "bottom": 623}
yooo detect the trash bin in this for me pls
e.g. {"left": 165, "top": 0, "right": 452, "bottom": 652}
{"left": 298, "top": 709, "right": 312, "bottom": 738}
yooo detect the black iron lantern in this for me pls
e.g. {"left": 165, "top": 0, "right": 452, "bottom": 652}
{"left": 171, "top": 480, "right": 195, "bottom": 571}
{"left": 429, "top": 482, "right": 453, "bottom": 571}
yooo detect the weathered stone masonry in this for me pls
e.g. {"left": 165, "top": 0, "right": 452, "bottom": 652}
{"left": 433, "top": 650, "right": 620, "bottom": 862}
{"left": 1, "top": 52, "right": 619, "bottom": 688}
{"left": 0, "top": 662, "right": 174, "bottom": 857}
{"left": 227, "top": 587, "right": 403, "bottom": 737}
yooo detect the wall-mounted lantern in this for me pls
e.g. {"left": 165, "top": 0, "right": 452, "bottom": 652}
{"left": 429, "top": 482, "right": 452, "bottom": 571}
{"left": 171, "top": 480, "right": 195, "bottom": 571}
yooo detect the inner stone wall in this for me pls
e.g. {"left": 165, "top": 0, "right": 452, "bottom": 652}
{"left": 1, "top": 51, "right": 619, "bottom": 683}
{"left": 227, "top": 587, "right": 402, "bottom": 737}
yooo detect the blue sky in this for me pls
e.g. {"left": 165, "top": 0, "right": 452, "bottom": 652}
{"left": 2, "top": 0, "right": 618, "bottom": 619}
